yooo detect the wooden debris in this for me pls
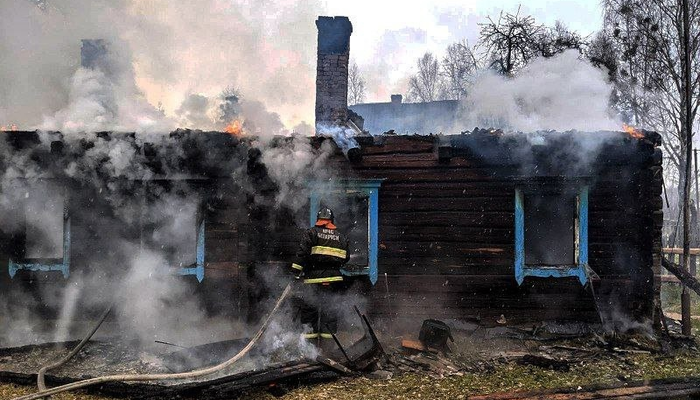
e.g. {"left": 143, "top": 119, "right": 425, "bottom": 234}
{"left": 611, "top": 347, "right": 651, "bottom": 355}
{"left": 401, "top": 339, "right": 438, "bottom": 353}
{"left": 468, "top": 377, "right": 700, "bottom": 399}
{"left": 316, "top": 356, "right": 354, "bottom": 375}
{"left": 547, "top": 345, "right": 593, "bottom": 353}
{"left": 662, "top": 257, "right": 700, "bottom": 296}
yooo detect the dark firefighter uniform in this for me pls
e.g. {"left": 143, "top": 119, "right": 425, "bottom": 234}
{"left": 291, "top": 207, "right": 350, "bottom": 341}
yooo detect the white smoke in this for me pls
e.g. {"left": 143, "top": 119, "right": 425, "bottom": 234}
{"left": 0, "top": 0, "right": 321, "bottom": 132}
{"left": 260, "top": 134, "right": 335, "bottom": 211}
{"left": 315, "top": 123, "right": 360, "bottom": 153}
{"left": 40, "top": 67, "right": 174, "bottom": 134}
{"left": 115, "top": 247, "right": 233, "bottom": 346}
{"left": 458, "top": 50, "right": 620, "bottom": 132}
{"left": 0, "top": 127, "right": 352, "bottom": 351}
{"left": 53, "top": 283, "right": 81, "bottom": 342}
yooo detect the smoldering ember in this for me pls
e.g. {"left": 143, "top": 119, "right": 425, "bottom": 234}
{"left": 2, "top": 3, "right": 700, "bottom": 400}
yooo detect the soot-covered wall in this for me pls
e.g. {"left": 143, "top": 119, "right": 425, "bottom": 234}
{"left": 0, "top": 129, "right": 662, "bottom": 331}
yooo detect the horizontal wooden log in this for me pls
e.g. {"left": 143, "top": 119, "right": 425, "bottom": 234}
{"left": 366, "top": 274, "right": 597, "bottom": 292}
{"left": 663, "top": 247, "right": 700, "bottom": 255}
{"left": 358, "top": 136, "right": 435, "bottom": 155}
{"left": 379, "top": 211, "right": 513, "bottom": 227}
{"left": 380, "top": 226, "right": 514, "bottom": 244}
{"left": 205, "top": 230, "right": 240, "bottom": 240}
{"left": 378, "top": 263, "right": 514, "bottom": 276}
{"left": 366, "top": 303, "right": 600, "bottom": 323}
{"left": 381, "top": 242, "right": 512, "bottom": 258}
{"left": 380, "top": 182, "right": 517, "bottom": 198}
{"left": 380, "top": 196, "right": 513, "bottom": 212}
{"left": 354, "top": 167, "right": 503, "bottom": 182}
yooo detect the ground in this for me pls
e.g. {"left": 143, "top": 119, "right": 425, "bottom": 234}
{"left": 662, "top": 283, "right": 700, "bottom": 333}
{"left": 238, "top": 348, "right": 700, "bottom": 400}
{"left": 3, "top": 283, "right": 699, "bottom": 399}
{"left": 3, "top": 344, "right": 700, "bottom": 399}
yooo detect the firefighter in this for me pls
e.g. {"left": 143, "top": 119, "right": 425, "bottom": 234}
{"left": 290, "top": 206, "right": 350, "bottom": 345}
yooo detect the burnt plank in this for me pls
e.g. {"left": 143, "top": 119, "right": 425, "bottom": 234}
{"left": 358, "top": 136, "right": 435, "bottom": 155}
{"left": 379, "top": 211, "right": 513, "bottom": 227}
{"left": 380, "top": 196, "right": 513, "bottom": 212}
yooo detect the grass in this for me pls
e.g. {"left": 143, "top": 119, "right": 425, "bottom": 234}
{"left": 661, "top": 282, "right": 700, "bottom": 333}
{"left": 4, "top": 350, "right": 700, "bottom": 399}
{"left": 238, "top": 351, "right": 700, "bottom": 399}
{"left": 0, "top": 383, "right": 116, "bottom": 400}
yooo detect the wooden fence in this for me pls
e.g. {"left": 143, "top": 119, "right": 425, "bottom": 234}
{"left": 660, "top": 248, "right": 699, "bottom": 283}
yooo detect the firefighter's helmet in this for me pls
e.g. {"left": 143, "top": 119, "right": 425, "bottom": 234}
{"left": 317, "top": 207, "right": 334, "bottom": 222}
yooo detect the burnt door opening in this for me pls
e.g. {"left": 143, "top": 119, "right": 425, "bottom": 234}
{"left": 524, "top": 193, "right": 576, "bottom": 265}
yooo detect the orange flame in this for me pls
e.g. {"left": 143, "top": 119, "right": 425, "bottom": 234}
{"left": 622, "top": 123, "right": 644, "bottom": 139}
{"left": 224, "top": 119, "right": 244, "bottom": 137}
{"left": 0, "top": 124, "right": 17, "bottom": 131}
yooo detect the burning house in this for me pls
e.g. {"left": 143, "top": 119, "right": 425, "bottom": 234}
{"left": 0, "top": 16, "right": 664, "bottom": 334}
{"left": 0, "top": 13, "right": 670, "bottom": 399}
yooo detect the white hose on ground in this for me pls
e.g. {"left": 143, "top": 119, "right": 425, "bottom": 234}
{"left": 37, "top": 305, "right": 113, "bottom": 391}
{"left": 14, "top": 283, "right": 292, "bottom": 400}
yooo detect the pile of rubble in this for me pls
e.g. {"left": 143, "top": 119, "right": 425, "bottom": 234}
{"left": 367, "top": 319, "right": 699, "bottom": 383}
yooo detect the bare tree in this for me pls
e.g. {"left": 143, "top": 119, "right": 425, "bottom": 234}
{"left": 604, "top": 1, "right": 700, "bottom": 327}
{"left": 603, "top": 0, "right": 700, "bottom": 196}
{"left": 347, "top": 61, "right": 366, "bottom": 106}
{"left": 587, "top": 31, "right": 619, "bottom": 82}
{"left": 407, "top": 52, "right": 445, "bottom": 102}
{"left": 536, "top": 21, "right": 587, "bottom": 57}
{"left": 441, "top": 40, "right": 479, "bottom": 100}
{"left": 602, "top": 1, "right": 661, "bottom": 129}
{"left": 477, "top": 7, "right": 544, "bottom": 75}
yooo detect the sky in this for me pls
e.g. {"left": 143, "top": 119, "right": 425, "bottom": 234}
{"left": 321, "top": 0, "right": 604, "bottom": 102}
{"left": 1, "top": 0, "right": 606, "bottom": 131}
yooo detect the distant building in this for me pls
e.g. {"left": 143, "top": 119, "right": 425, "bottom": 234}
{"left": 349, "top": 95, "right": 459, "bottom": 135}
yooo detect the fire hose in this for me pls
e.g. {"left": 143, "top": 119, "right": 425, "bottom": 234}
{"left": 14, "top": 283, "right": 293, "bottom": 400}
{"left": 36, "top": 305, "right": 113, "bottom": 391}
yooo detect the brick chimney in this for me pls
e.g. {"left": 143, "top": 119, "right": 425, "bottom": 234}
{"left": 81, "top": 39, "right": 110, "bottom": 73}
{"left": 315, "top": 16, "right": 353, "bottom": 130}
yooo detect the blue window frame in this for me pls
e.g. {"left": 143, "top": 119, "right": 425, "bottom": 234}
{"left": 514, "top": 187, "right": 588, "bottom": 286}
{"left": 175, "top": 218, "right": 205, "bottom": 282}
{"left": 309, "top": 179, "right": 383, "bottom": 285}
{"left": 140, "top": 197, "right": 206, "bottom": 282}
{"left": 9, "top": 203, "right": 71, "bottom": 279}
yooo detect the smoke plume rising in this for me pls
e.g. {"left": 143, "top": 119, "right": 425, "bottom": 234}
{"left": 457, "top": 50, "right": 620, "bottom": 132}
{"left": 0, "top": 129, "right": 346, "bottom": 357}
{"left": 0, "top": 0, "right": 321, "bottom": 132}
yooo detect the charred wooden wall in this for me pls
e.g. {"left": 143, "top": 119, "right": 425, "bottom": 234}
{"left": 0, "top": 130, "right": 662, "bottom": 327}
{"left": 310, "top": 133, "right": 663, "bottom": 325}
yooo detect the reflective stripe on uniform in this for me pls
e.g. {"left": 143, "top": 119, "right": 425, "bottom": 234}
{"left": 310, "top": 246, "right": 347, "bottom": 259}
{"left": 291, "top": 263, "right": 304, "bottom": 271}
{"left": 303, "top": 333, "right": 334, "bottom": 339}
{"left": 303, "top": 276, "right": 344, "bottom": 284}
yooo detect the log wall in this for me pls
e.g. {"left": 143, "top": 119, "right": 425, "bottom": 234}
{"left": 0, "top": 131, "right": 663, "bottom": 327}
{"left": 312, "top": 134, "right": 663, "bottom": 325}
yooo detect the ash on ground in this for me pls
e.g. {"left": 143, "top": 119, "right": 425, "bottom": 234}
{"left": 0, "top": 336, "right": 311, "bottom": 387}
{"left": 370, "top": 319, "right": 699, "bottom": 380}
